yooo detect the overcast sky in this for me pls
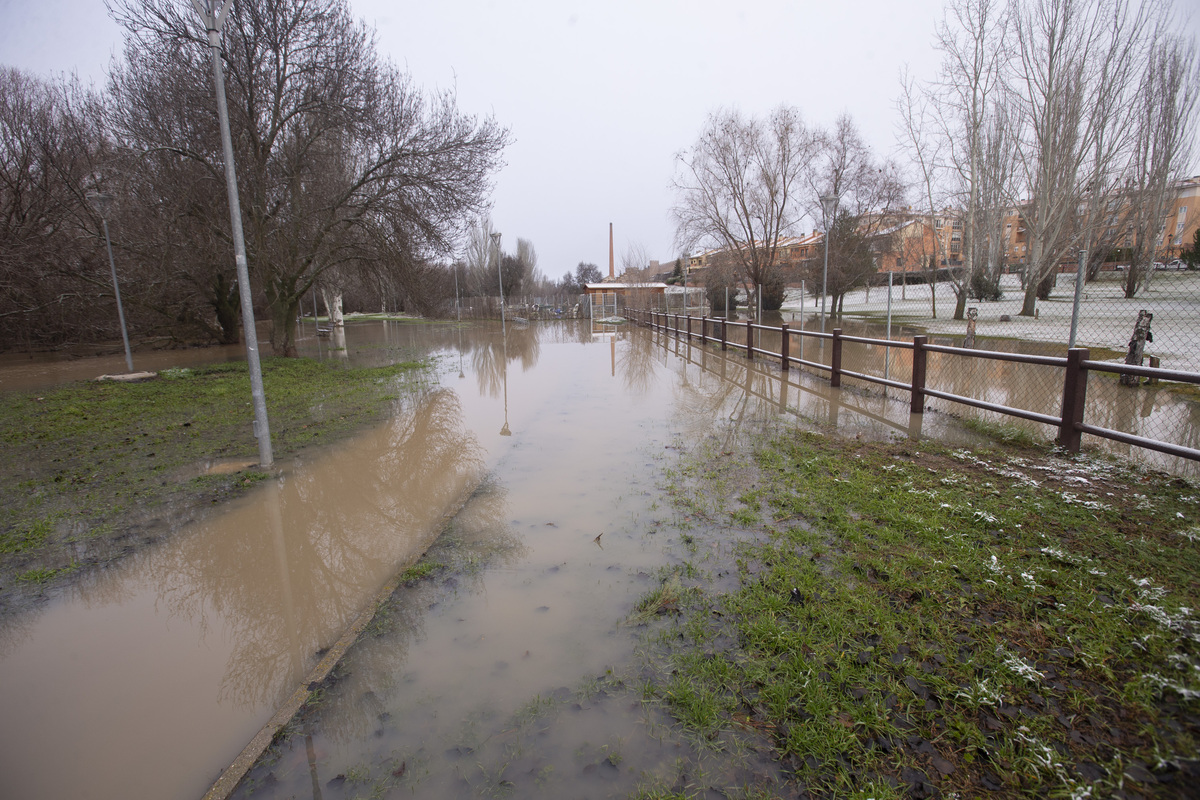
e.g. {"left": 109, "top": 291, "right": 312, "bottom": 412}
{"left": 2, "top": 0, "right": 1197, "bottom": 281}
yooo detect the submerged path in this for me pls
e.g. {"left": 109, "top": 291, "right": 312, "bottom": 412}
{"left": 0, "top": 320, "right": 947, "bottom": 799}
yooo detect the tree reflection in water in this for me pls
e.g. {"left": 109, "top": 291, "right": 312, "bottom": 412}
{"left": 71, "top": 383, "right": 487, "bottom": 711}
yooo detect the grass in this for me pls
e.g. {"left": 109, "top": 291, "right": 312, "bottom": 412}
{"left": 0, "top": 356, "right": 427, "bottom": 612}
{"left": 638, "top": 430, "right": 1200, "bottom": 798}
{"left": 399, "top": 559, "right": 446, "bottom": 586}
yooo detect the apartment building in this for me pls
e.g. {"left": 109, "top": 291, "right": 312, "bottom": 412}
{"left": 680, "top": 177, "right": 1199, "bottom": 288}
{"left": 999, "top": 175, "right": 1200, "bottom": 268}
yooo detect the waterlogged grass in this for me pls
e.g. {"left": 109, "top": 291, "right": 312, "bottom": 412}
{"left": 641, "top": 431, "right": 1200, "bottom": 798}
{"left": 0, "top": 357, "right": 426, "bottom": 611}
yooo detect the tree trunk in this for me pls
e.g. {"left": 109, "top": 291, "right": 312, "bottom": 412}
{"left": 321, "top": 288, "right": 345, "bottom": 326}
{"left": 268, "top": 298, "right": 299, "bottom": 357}
{"left": 1120, "top": 310, "right": 1153, "bottom": 386}
{"left": 210, "top": 272, "right": 241, "bottom": 345}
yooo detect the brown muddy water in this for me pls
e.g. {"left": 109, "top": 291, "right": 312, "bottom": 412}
{"left": 685, "top": 312, "right": 1200, "bottom": 476}
{"left": 0, "top": 319, "right": 989, "bottom": 799}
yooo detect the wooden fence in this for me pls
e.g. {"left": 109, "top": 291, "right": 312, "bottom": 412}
{"left": 629, "top": 309, "right": 1200, "bottom": 464}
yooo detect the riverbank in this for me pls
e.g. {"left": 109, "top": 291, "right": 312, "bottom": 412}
{"left": 0, "top": 357, "right": 427, "bottom": 616}
{"left": 634, "top": 427, "right": 1200, "bottom": 798}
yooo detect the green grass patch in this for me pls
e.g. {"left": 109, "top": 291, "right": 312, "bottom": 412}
{"left": 960, "top": 415, "right": 1046, "bottom": 447}
{"left": 641, "top": 431, "right": 1200, "bottom": 798}
{"left": 399, "top": 559, "right": 446, "bottom": 586}
{"left": 0, "top": 356, "right": 427, "bottom": 611}
{"left": 16, "top": 564, "right": 76, "bottom": 584}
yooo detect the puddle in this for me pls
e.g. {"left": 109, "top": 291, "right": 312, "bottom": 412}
{"left": 0, "top": 342, "right": 249, "bottom": 393}
{"left": 0, "top": 379, "right": 485, "bottom": 799}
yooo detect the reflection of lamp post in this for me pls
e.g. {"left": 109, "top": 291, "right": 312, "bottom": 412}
{"left": 87, "top": 192, "right": 133, "bottom": 373}
{"left": 192, "top": 0, "right": 273, "bottom": 468}
{"left": 820, "top": 193, "right": 839, "bottom": 328}
{"left": 491, "top": 231, "right": 505, "bottom": 331}
{"left": 457, "top": 325, "right": 465, "bottom": 379}
{"left": 499, "top": 326, "right": 511, "bottom": 436}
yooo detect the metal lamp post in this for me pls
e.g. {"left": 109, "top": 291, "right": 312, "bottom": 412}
{"left": 492, "top": 230, "right": 510, "bottom": 435}
{"left": 491, "top": 231, "right": 505, "bottom": 330}
{"left": 192, "top": 0, "right": 273, "bottom": 467}
{"left": 453, "top": 260, "right": 461, "bottom": 322}
{"left": 819, "top": 193, "right": 839, "bottom": 328}
{"left": 87, "top": 192, "right": 134, "bottom": 373}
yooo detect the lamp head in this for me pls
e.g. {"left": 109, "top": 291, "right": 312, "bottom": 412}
{"left": 87, "top": 191, "right": 114, "bottom": 219}
{"left": 819, "top": 194, "right": 838, "bottom": 221}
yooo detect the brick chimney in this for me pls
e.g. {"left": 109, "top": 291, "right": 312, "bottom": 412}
{"left": 609, "top": 222, "right": 614, "bottom": 279}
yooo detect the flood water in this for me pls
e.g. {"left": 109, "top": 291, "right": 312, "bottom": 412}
{"left": 0, "top": 317, "right": 1176, "bottom": 799}
{"left": 664, "top": 311, "right": 1200, "bottom": 476}
{"left": 0, "top": 319, "right": 959, "bottom": 800}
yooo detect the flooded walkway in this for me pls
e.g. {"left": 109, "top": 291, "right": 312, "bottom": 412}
{"left": 0, "top": 320, "right": 969, "bottom": 800}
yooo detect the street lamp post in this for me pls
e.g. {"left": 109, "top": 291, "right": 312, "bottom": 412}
{"left": 192, "top": 0, "right": 273, "bottom": 467}
{"left": 491, "top": 231, "right": 505, "bottom": 330}
{"left": 819, "top": 193, "right": 839, "bottom": 328}
{"left": 87, "top": 192, "right": 134, "bottom": 373}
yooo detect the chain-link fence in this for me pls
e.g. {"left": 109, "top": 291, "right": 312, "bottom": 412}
{"left": 777, "top": 268, "right": 1200, "bottom": 469}
{"left": 631, "top": 265, "right": 1199, "bottom": 472}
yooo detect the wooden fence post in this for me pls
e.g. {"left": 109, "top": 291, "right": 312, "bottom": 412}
{"left": 686, "top": 314, "right": 691, "bottom": 341}
{"left": 746, "top": 319, "right": 754, "bottom": 360}
{"left": 831, "top": 328, "right": 843, "bottom": 388}
{"left": 720, "top": 318, "right": 727, "bottom": 351}
{"left": 701, "top": 315, "right": 707, "bottom": 344}
{"left": 781, "top": 323, "right": 790, "bottom": 372}
{"left": 1059, "top": 348, "right": 1090, "bottom": 452}
{"left": 911, "top": 335, "right": 927, "bottom": 414}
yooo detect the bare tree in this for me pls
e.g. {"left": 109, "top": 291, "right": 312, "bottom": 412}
{"left": 620, "top": 241, "right": 650, "bottom": 277}
{"left": 671, "top": 105, "right": 815, "bottom": 310}
{"left": 807, "top": 114, "right": 906, "bottom": 314}
{"left": 896, "top": 68, "right": 952, "bottom": 316}
{"left": 933, "top": 0, "right": 1009, "bottom": 318}
{"left": 1008, "top": 0, "right": 1160, "bottom": 316}
{"left": 808, "top": 115, "right": 906, "bottom": 235}
{"left": 971, "top": 101, "right": 1018, "bottom": 299}
{"left": 516, "top": 237, "right": 538, "bottom": 279}
{"left": 1123, "top": 34, "right": 1200, "bottom": 296}
{"left": 514, "top": 236, "right": 552, "bottom": 296}
{"left": 107, "top": 0, "right": 510, "bottom": 355}
{"left": 462, "top": 217, "right": 496, "bottom": 296}
{"left": 0, "top": 69, "right": 115, "bottom": 349}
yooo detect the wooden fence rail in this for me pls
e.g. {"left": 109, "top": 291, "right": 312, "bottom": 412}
{"left": 630, "top": 309, "right": 1200, "bottom": 464}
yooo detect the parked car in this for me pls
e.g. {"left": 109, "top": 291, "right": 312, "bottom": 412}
{"left": 1153, "top": 261, "right": 1167, "bottom": 270}
{"left": 1167, "top": 259, "right": 1185, "bottom": 269}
